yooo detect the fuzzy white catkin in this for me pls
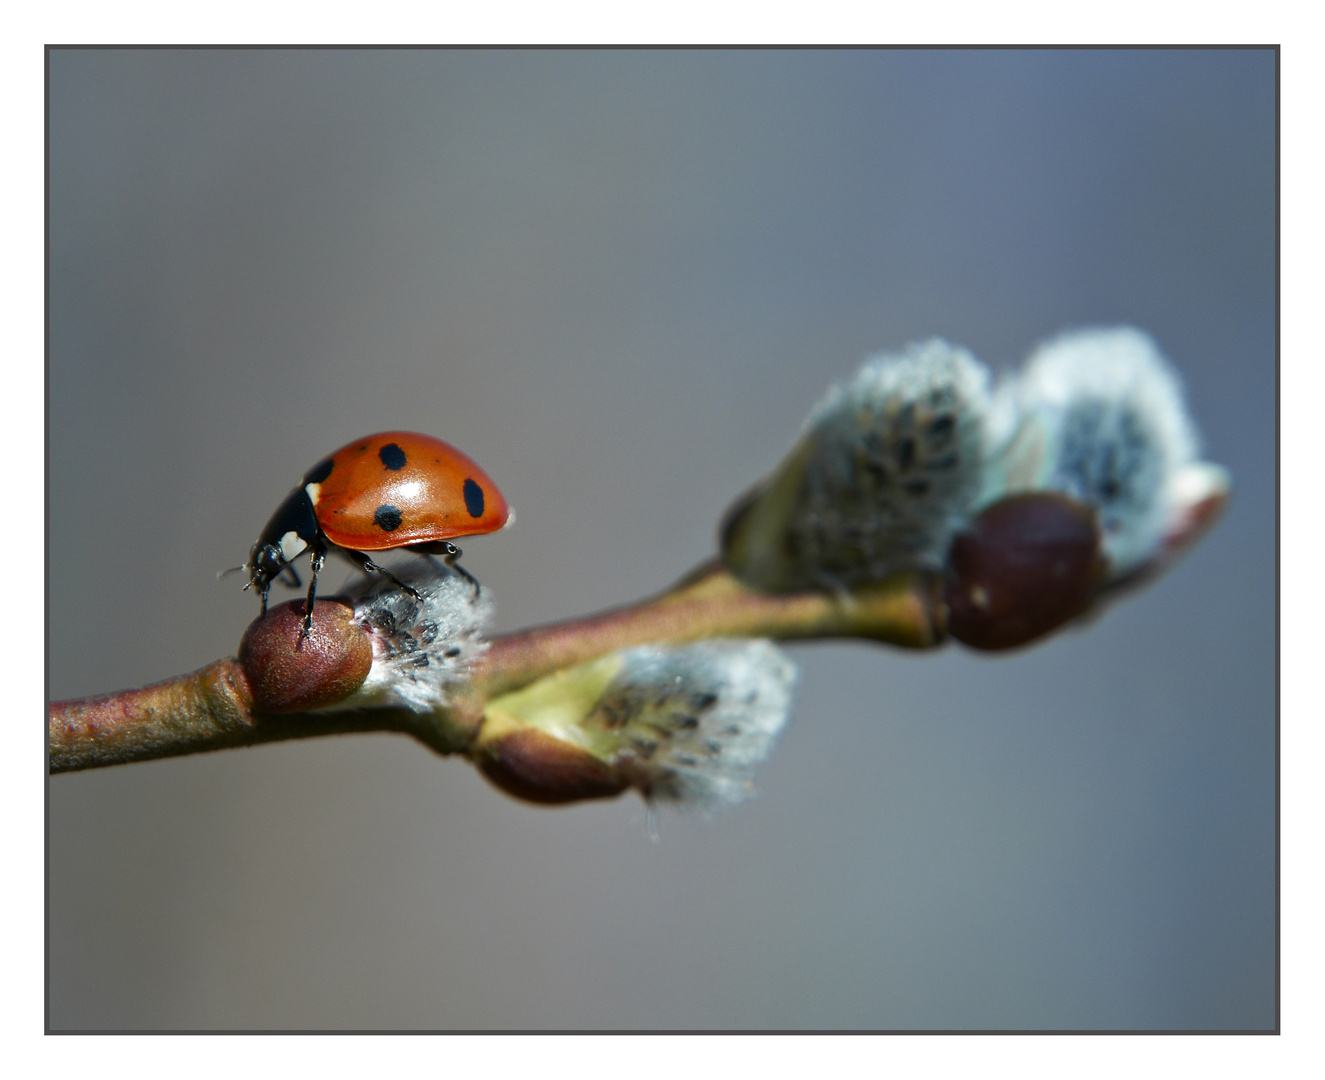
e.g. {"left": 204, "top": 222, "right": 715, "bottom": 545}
{"left": 336, "top": 561, "right": 493, "bottom": 713}
{"left": 798, "top": 339, "right": 994, "bottom": 574}
{"left": 600, "top": 640, "right": 797, "bottom": 811}
{"left": 727, "top": 327, "right": 1226, "bottom": 594}
{"left": 724, "top": 339, "right": 995, "bottom": 591}
{"left": 1004, "top": 327, "right": 1205, "bottom": 577}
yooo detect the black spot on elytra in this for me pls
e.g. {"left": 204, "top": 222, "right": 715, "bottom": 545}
{"left": 304, "top": 457, "right": 335, "bottom": 484}
{"left": 374, "top": 504, "right": 403, "bottom": 531}
{"left": 463, "top": 478, "right": 485, "bottom": 518}
{"left": 379, "top": 443, "right": 407, "bottom": 471}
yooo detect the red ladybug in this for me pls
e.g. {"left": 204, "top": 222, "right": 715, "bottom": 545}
{"left": 245, "top": 431, "right": 511, "bottom": 631}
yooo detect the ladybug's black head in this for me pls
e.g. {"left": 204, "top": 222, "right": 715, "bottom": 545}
{"left": 245, "top": 484, "right": 321, "bottom": 600}
{"left": 246, "top": 541, "right": 286, "bottom": 594}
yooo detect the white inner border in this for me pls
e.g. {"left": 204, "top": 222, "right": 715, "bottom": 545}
{"left": 15, "top": 7, "right": 1315, "bottom": 1075}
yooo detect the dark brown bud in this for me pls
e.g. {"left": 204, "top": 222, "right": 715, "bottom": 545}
{"left": 944, "top": 492, "right": 1105, "bottom": 651}
{"left": 238, "top": 599, "right": 374, "bottom": 714}
{"left": 477, "top": 727, "right": 628, "bottom": 805}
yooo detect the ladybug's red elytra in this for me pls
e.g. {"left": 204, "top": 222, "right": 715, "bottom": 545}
{"left": 245, "top": 431, "right": 511, "bottom": 632}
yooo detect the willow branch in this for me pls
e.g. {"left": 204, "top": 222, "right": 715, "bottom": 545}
{"left": 48, "top": 561, "right": 943, "bottom": 774}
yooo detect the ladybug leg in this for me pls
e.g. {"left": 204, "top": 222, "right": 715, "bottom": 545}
{"left": 282, "top": 565, "right": 303, "bottom": 589}
{"left": 410, "top": 541, "right": 481, "bottom": 596}
{"left": 347, "top": 549, "right": 423, "bottom": 603}
{"left": 300, "top": 548, "right": 326, "bottom": 636}
{"left": 443, "top": 545, "right": 481, "bottom": 597}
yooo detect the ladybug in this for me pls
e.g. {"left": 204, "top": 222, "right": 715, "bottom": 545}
{"left": 244, "top": 431, "right": 511, "bottom": 632}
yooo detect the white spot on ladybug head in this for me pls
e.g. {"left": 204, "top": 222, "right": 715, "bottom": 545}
{"left": 278, "top": 530, "right": 308, "bottom": 563}
{"left": 304, "top": 482, "right": 322, "bottom": 506}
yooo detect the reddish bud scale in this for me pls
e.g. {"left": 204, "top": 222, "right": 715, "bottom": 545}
{"left": 477, "top": 728, "right": 629, "bottom": 805}
{"left": 238, "top": 599, "right": 374, "bottom": 713}
{"left": 943, "top": 492, "right": 1104, "bottom": 651}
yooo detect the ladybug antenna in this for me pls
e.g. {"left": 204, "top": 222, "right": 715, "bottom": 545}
{"left": 218, "top": 565, "right": 246, "bottom": 581}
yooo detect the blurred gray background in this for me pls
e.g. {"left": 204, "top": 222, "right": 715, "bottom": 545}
{"left": 48, "top": 49, "right": 1275, "bottom": 1031}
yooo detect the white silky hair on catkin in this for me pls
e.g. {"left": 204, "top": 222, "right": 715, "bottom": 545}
{"left": 793, "top": 339, "right": 995, "bottom": 581}
{"left": 1014, "top": 327, "right": 1202, "bottom": 577}
{"left": 604, "top": 640, "right": 797, "bottom": 812}
{"left": 339, "top": 560, "right": 494, "bottom": 713}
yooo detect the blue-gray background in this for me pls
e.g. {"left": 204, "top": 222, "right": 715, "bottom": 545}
{"left": 47, "top": 49, "right": 1275, "bottom": 1030}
